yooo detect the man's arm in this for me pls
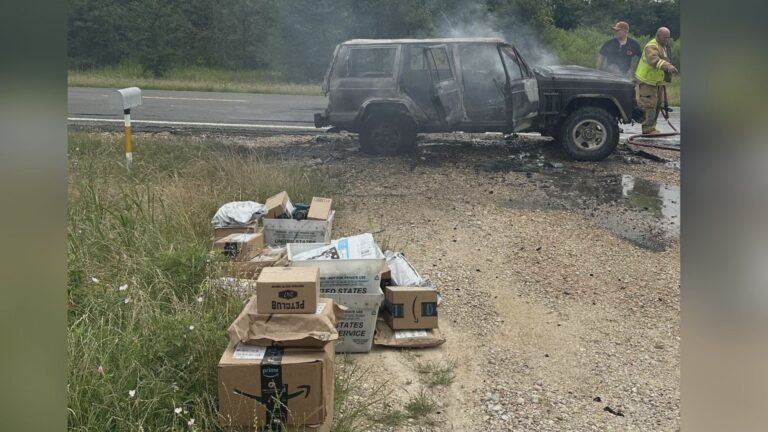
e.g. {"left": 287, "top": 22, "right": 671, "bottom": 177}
{"left": 628, "top": 56, "right": 639, "bottom": 77}
{"left": 596, "top": 54, "right": 605, "bottom": 70}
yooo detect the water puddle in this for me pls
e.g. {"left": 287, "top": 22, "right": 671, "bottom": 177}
{"left": 503, "top": 172, "right": 679, "bottom": 251}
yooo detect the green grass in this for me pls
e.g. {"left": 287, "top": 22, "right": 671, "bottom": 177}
{"left": 68, "top": 63, "right": 322, "bottom": 96}
{"left": 67, "top": 131, "right": 336, "bottom": 430}
{"left": 414, "top": 359, "right": 456, "bottom": 387}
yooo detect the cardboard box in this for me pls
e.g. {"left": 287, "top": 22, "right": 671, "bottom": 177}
{"left": 374, "top": 318, "right": 445, "bottom": 348}
{"left": 383, "top": 286, "right": 439, "bottom": 330}
{"left": 307, "top": 197, "right": 332, "bottom": 221}
{"left": 263, "top": 211, "right": 335, "bottom": 247}
{"left": 380, "top": 262, "right": 392, "bottom": 289}
{"left": 257, "top": 267, "right": 319, "bottom": 314}
{"left": 229, "top": 297, "right": 345, "bottom": 348}
{"left": 231, "top": 247, "right": 287, "bottom": 279}
{"left": 213, "top": 223, "right": 259, "bottom": 243}
{"left": 218, "top": 341, "right": 335, "bottom": 429}
{"left": 287, "top": 240, "right": 383, "bottom": 294}
{"left": 265, "top": 191, "right": 295, "bottom": 219}
{"left": 213, "top": 232, "right": 264, "bottom": 261}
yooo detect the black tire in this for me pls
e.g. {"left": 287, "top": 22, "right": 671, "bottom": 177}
{"left": 359, "top": 111, "right": 417, "bottom": 155}
{"left": 559, "top": 107, "right": 619, "bottom": 161}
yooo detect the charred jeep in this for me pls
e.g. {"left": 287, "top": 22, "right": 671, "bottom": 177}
{"left": 315, "top": 38, "right": 644, "bottom": 161}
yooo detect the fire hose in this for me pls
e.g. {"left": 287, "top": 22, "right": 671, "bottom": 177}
{"left": 626, "top": 85, "right": 680, "bottom": 151}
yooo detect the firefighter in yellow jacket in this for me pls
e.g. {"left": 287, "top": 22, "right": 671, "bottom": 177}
{"left": 635, "top": 27, "right": 678, "bottom": 134}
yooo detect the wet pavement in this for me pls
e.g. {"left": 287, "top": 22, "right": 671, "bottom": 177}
{"left": 503, "top": 170, "right": 679, "bottom": 251}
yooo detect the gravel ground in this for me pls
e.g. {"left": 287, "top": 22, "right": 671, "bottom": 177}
{"left": 223, "top": 131, "right": 680, "bottom": 431}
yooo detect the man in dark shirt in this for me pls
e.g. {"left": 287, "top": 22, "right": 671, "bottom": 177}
{"left": 596, "top": 21, "right": 642, "bottom": 78}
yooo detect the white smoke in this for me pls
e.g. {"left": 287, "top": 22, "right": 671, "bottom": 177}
{"left": 437, "top": 4, "right": 559, "bottom": 67}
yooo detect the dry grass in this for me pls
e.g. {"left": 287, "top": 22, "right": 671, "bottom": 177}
{"left": 68, "top": 64, "right": 322, "bottom": 96}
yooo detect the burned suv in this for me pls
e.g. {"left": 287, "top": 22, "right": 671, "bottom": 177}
{"left": 315, "top": 38, "right": 643, "bottom": 161}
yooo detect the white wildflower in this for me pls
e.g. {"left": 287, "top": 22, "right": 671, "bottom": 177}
{"left": 174, "top": 407, "right": 182, "bottom": 414}
{"left": 119, "top": 284, "right": 128, "bottom": 291}
{"left": 196, "top": 296, "right": 203, "bottom": 303}
{"left": 97, "top": 365, "right": 104, "bottom": 374}
{"left": 91, "top": 277, "right": 100, "bottom": 283}
{"left": 187, "top": 418, "right": 195, "bottom": 426}
{"left": 124, "top": 297, "right": 131, "bottom": 304}
{"left": 128, "top": 389, "right": 136, "bottom": 398}
{"left": 188, "top": 325, "right": 195, "bottom": 331}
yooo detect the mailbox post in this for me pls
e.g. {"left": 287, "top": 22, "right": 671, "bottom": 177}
{"left": 109, "top": 87, "right": 142, "bottom": 167}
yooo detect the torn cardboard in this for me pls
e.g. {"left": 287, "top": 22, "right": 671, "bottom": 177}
{"left": 383, "top": 286, "right": 439, "bottom": 330}
{"left": 229, "top": 297, "right": 345, "bottom": 348}
{"left": 213, "top": 232, "right": 264, "bottom": 261}
{"left": 257, "top": 267, "right": 319, "bottom": 314}
{"left": 265, "top": 191, "right": 296, "bottom": 219}
{"left": 374, "top": 318, "right": 445, "bottom": 348}
{"left": 307, "top": 197, "right": 332, "bottom": 221}
{"left": 218, "top": 341, "right": 335, "bottom": 429}
{"left": 213, "top": 223, "right": 259, "bottom": 243}
{"left": 230, "top": 247, "right": 287, "bottom": 279}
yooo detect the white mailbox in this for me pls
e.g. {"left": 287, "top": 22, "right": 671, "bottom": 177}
{"left": 109, "top": 87, "right": 142, "bottom": 111}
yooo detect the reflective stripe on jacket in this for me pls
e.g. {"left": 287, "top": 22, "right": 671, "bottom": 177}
{"left": 635, "top": 38, "right": 669, "bottom": 85}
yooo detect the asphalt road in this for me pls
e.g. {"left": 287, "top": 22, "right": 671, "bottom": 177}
{"left": 68, "top": 87, "right": 329, "bottom": 132}
{"left": 67, "top": 86, "right": 680, "bottom": 137}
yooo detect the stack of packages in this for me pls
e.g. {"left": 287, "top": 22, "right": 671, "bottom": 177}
{"left": 374, "top": 251, "right": 446, "bottom": 348}
{"left": 261, "top": 191, "right": 335, "bottom": 246}
{"left": 218, "top": 265, "right": 344, "bottom": 431}
{"left": 287, "top": 233, "right": 385, "bottom": 353}
{"left": 210, "top": 191, "right": 335, "bottom": 283}
{"left": 210, "top": 201, "right": 287, "bottom": 284}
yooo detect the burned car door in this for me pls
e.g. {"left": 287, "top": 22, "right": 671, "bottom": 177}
{"left": 499, "top": 45, "right": 539, "bottom": 131}
{"left": 423, "top": 45, "right": 463, "bottom": 127}
{"left": 457, "top": 43, "right": 507, "bottom": 123}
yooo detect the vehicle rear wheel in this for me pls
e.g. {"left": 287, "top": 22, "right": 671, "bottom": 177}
{"left": 559, "top": 107, "right": 619, "bottom": 161}
{"left": 359, "top": 112, "right": 417, "bottom": 155}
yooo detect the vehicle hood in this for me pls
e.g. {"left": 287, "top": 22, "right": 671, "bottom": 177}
{"left": 534, "top": 65, "right": 633, "bottom": 86}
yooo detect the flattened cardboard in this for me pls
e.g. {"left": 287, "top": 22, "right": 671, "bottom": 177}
{"left": 307, "top": 197, "right": 332, "bottom": 221}
{"left": 231, "top": 247, "right": 287, "bottom": 279}
{"left": 374, "top": 318, "right": 445, "bottom": 348}
{"left": 257, "top": 266, "right": 319, "bottom": 314}
{"left": 229, "top": 297, "right": 346, "bottom": 348}
{"left": 383, "top": 286, "right": 439, "bottom": 330}
{"left": 213, "top": 223, "right": 259, "bottom": 243}
{"left": 213, "top": 232, "right": 264, "bottom": 261}
{"left": 218, "top": 341, "right": 335, "bottom": 429}
{"left": 265, "top": 191, "right": 294, "bottom": 219}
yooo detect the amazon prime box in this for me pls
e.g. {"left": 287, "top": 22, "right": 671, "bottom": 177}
{"left": 383, "top": 286, "right": 439, "bottom": 330}
{"left": 218, "top": 341, "right": 335, "bottom": 430}
{"left": 256, "top": 267, "right": 319, "bottom": 314}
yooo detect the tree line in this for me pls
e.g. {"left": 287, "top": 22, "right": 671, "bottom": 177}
{"left": 68, "top": 0, "right": 680, "bottom": 81}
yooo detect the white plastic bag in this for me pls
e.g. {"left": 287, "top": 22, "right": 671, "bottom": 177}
{"left": 211, "top": 201, "right": 265, "bottom": 227}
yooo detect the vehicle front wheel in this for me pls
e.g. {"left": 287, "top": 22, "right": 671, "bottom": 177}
{"left": 359, "top": 112, "right": 417, "bottom": 155}
{"left": 559, "top": 107, "right": 619, "bottom": 161}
